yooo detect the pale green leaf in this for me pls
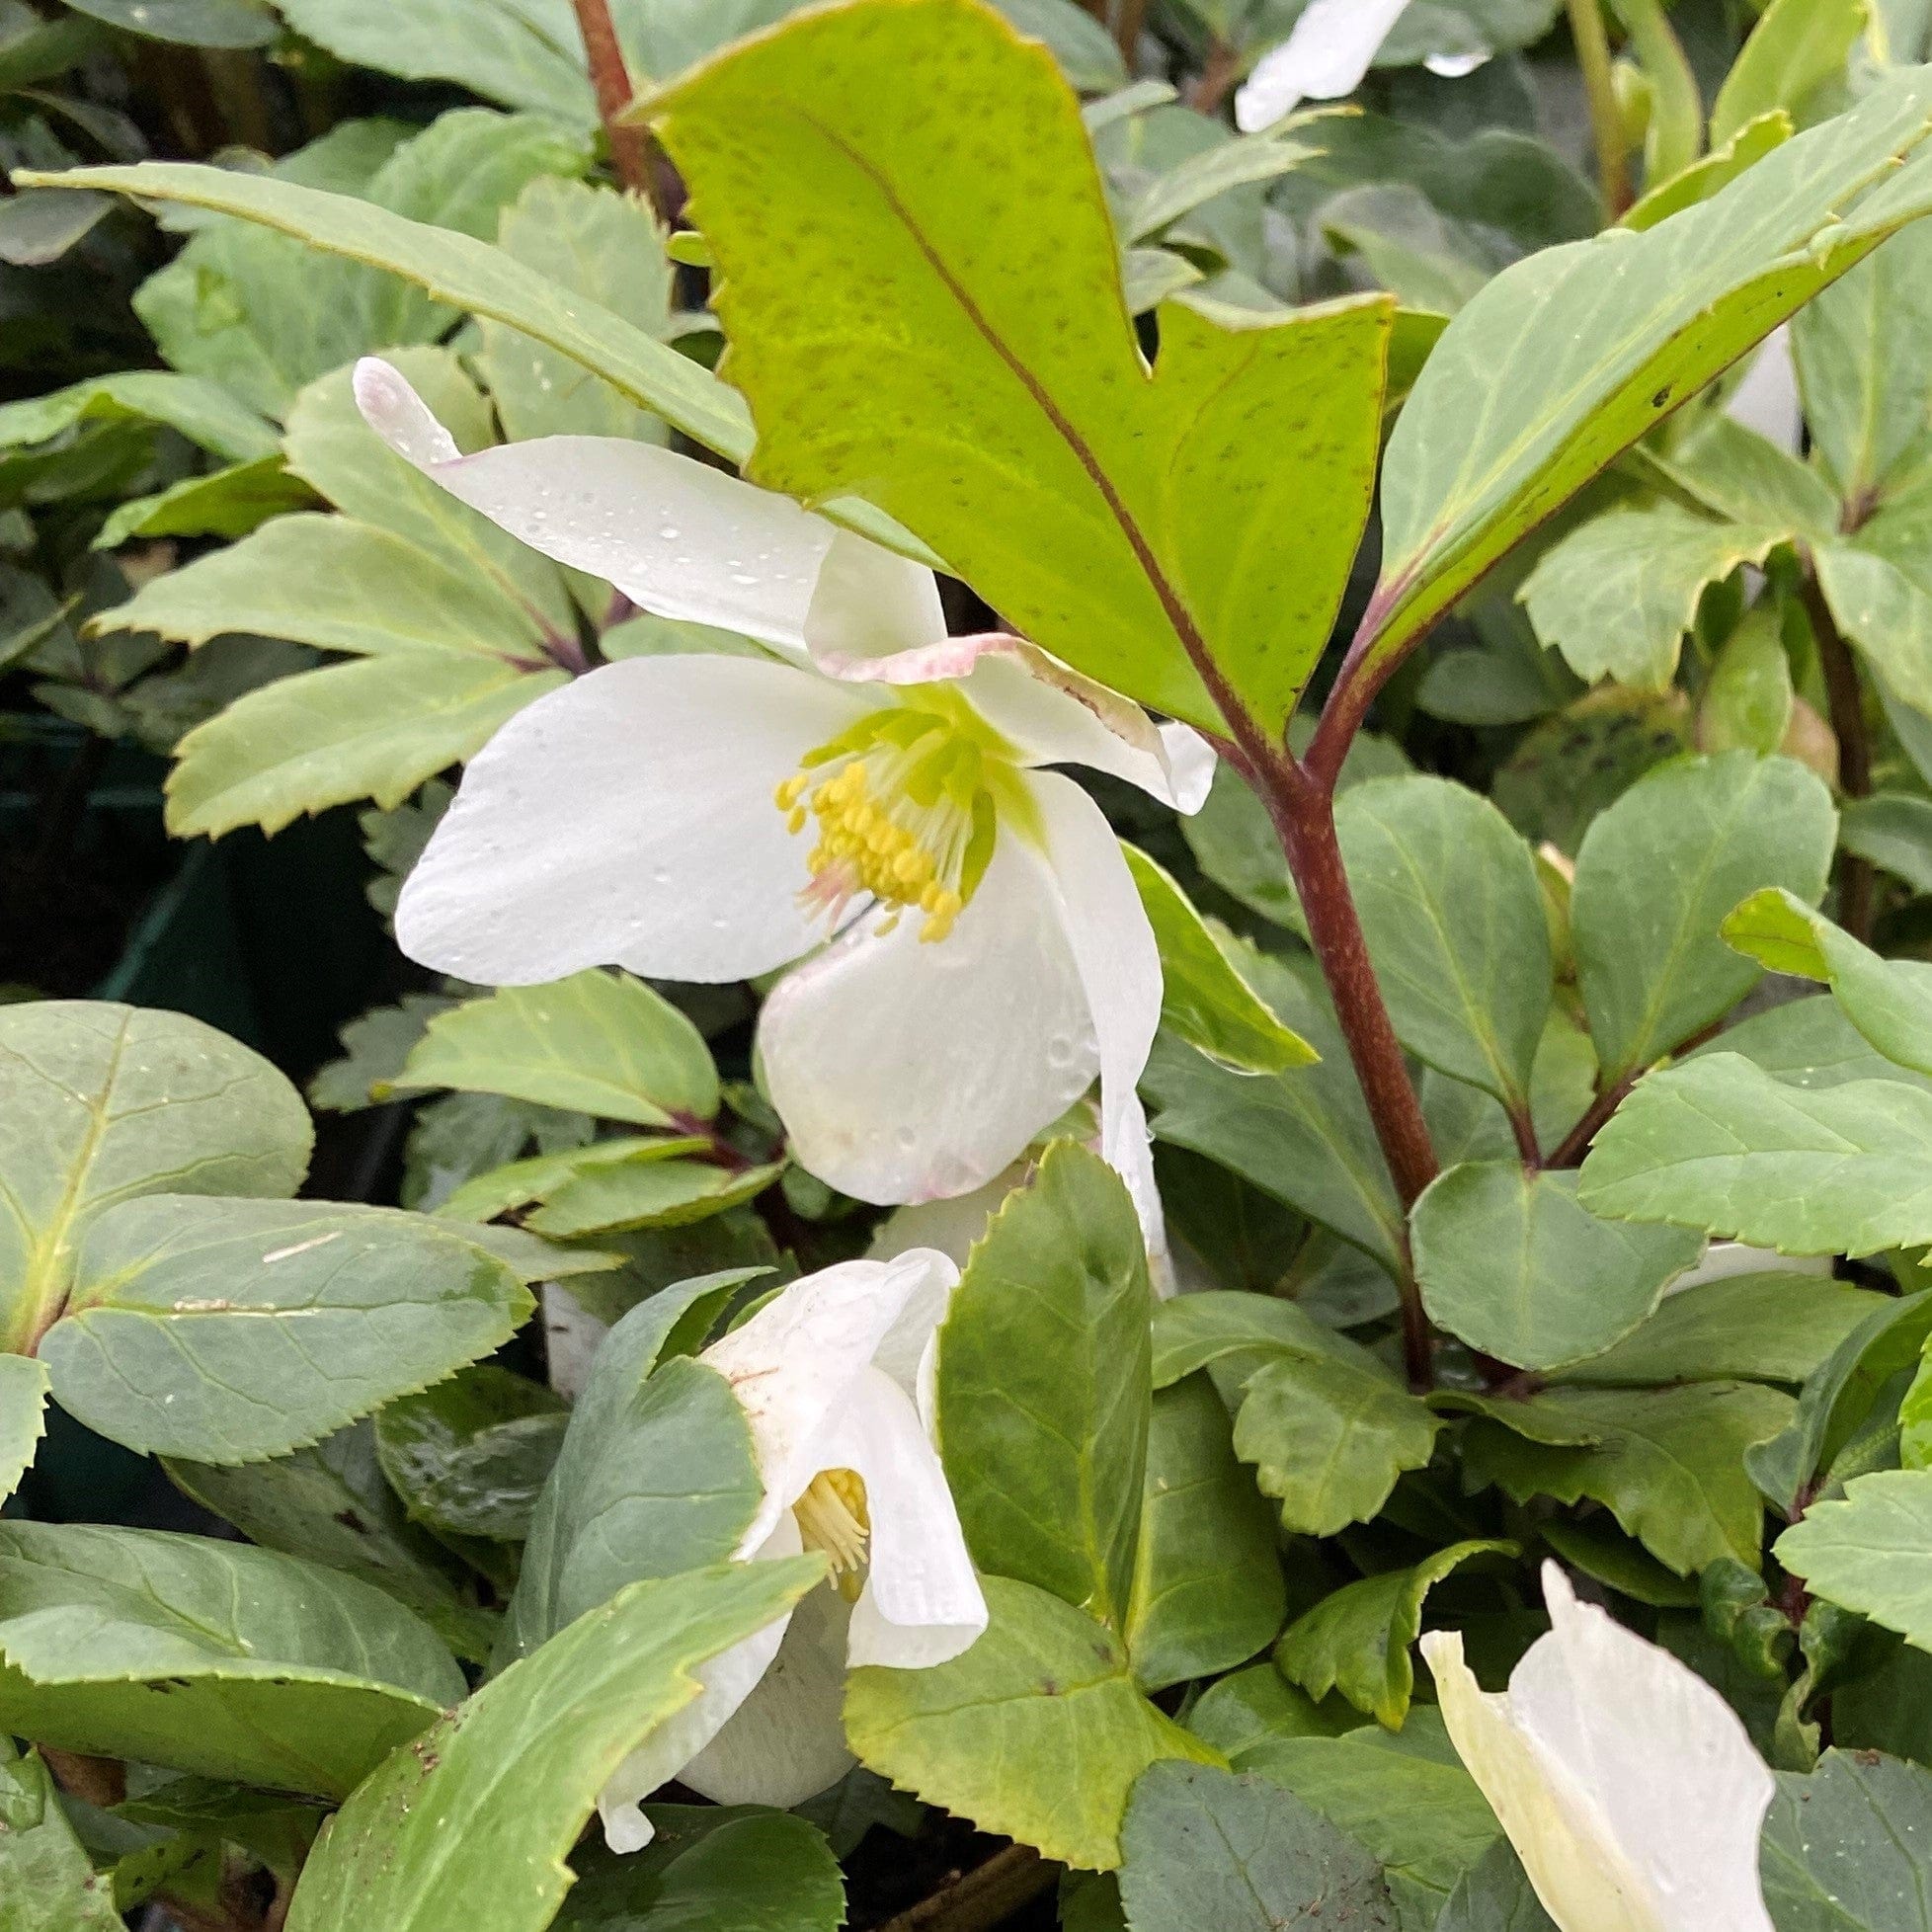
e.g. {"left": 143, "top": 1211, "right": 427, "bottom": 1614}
{"left": 0, "top": 369, "right": 274, "bottom": 463}
{"left": 1369, "top": 72, "right": 1932, "bottom": 674}
{"left": 0, "top": 1521, "right": 462, "bottom": 1799}
{"left": 1713, "top": 0, "right": 1868, "bottom": 148}
{"left": 845, "top": 1572, "right": 1222, "bottom": 1873}
{"left": 1758, "top": 1746, "right": 1932, "bottom": 1930}
{"left": 651, "top": 0, "right": 1394, "bottom": 734}
{"left": 1724, "top": 886, "right": 1932, "bottom": 1077}
{"left": 1275, "top": 1540, "right": 1514, "bottom": 1731}
{"left": 1117, "top": 1761, "right": 1399, "bottom": 1932}
{"left": 1841, "top": 791, "right": 1932, "bottom": 896}
{"left": 1780, "top": 1472, "right": 1932, "bottom": 1651}
{"left": 1578, "top": 1052, "right": 1932, "bottom": 1254}
{"left": 937, "top": 1141, "right": 1152, "bottom": 1631}
{"left": 0, "top": 1353, "right": 47, "bottom": 1507}
{"left": 282, "top": 1559, "right": 823, "bottom": 1932}
{"left": 1411, "top": 1163, "right": 1702, "bottom": 1371}
{"left": 1334, "top": 774, "right": 1551, "bottom": 1105}
{"left": 1622, "top": 114, "right": 1794, "bottom": 233}
{"left": 40, "top": 1196, "right": 533, "bottom": 1465}
{"left": 1570, "top": 753, "right": 1836, "bottom": 1081}
{"left": 1123, "top": 845, "right": 1317, "bottom": 1074}
{"left": 0, "top": 1001, "right": 310, "bottom": 1357}
{"left": 503, "top": 1273, "right": 762, "bottom": 1662}
{"left": 1698, "top": 604, "right": 1795, "bottom": 755}
{"left": 1519, "top": 502, "right": 1787, "bottom": 688}
{"left": 1125, "top": 1375, "right": 1286, "bottom": 1694}
{"left": 393, "top": 971, "right": 719, "bottom": 1127}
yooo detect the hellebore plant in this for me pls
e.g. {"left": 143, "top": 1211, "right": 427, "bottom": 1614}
{"left": 599, "top": 1249, "right": 985, "bottom": 1851}
{"left": 1423, "top": 1566, "right": 1777, "bottom": 1932}
{"left": 355, "top": 359, "right": 1210, "bottom": 1221}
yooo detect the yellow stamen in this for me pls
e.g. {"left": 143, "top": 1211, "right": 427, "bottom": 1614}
{"left": 794, "top": 1467, "right": 870, "bottom": 1599}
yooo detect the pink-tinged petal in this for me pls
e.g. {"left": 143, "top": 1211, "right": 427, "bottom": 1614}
{"left": 395, "top": 655, "right": 872, "bottom": 986}
{"left": 823, "top": 1367, "right": 987, "bottom": 1669}
{"left": 1028, "top": 771, "right": 1164, "bottom": 1211}
{"left": 355, "top": 356, "right": 832, "bottom": 650}
{"left": 759, "top": 830, "right": 1099, "bottom": 1204}
{"left": 801, "top": 528, "right": 949, "bottom": 668}
{"left": 1235, "top": 0, "right": 1410, "bottom": 130}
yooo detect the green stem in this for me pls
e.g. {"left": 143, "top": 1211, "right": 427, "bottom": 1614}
{"left": 1567, "top": 0, "right": 1631, "bottom": 217}
{"left": 1613, "top": 0, "right": 1703, "bottom": 190}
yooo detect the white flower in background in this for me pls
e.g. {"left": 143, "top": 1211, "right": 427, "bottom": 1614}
{"left": 1235, "top": 0, "right": 1488, "bottom": 134}
{"left": 353, "top": 360, "right": 1211, "bottom": 1221}
{"left": 1725, "top": 326, "right": 1803, "bottom": 454}
{"left": 1421, "top": 1564, "right": 1776, "bottom": 1932}
{"left": 601, "top": 1248, "right": 985, "bottom": 1851}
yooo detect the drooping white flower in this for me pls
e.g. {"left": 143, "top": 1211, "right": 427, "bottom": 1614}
{"left": 1234, "top": 0, "right": 1492, "bottom": 132}
{"left": 1420, "top": 1564, "right": 1776, "bottom": 1932}
{"left": 352, "top": 360, "right": 1211, "bottom": 1219}
{"left": 600, "top": 1248, "right": 985, "bottom": 1851}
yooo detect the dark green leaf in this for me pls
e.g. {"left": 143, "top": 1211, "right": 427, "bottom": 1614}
{"left": 1759, "top": 1747, "right": 1932, "bottom": 1929}
{"left": 0, "top": 1736, "right": 121, "bottom": 1931}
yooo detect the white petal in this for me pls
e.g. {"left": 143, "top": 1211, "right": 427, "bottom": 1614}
{"left": 680, "top": 1582, "right": 858, "bottom": 1810}
{"left": 1512, "top": 1566, "right": 1776, "bottom": 1932}
{"left": 1425, "top": 50, "right": 1490, "bottom": 76}
{"left": 1104, "top": 1090, "right": 1177, "bottom": 1298}
{"left": 867, "top": 1166, "right": 1030, "bottom": 1269}
{"left": 541, "top": 1283, "right": 608, "bottom": 1402}
{"left": 354, "top": 357, "right": 833, "bottom": 650}
{"left": 759, "top": 829, "right": 1099, "bottom": 1203}
{"left": 801, "top": 528, "right": 948, "bottom": 668}
{"left": 1666, "top": 1241, "right": 1830, "bottom": 1296}
{"left": 701, "top": 1249, "right": 959, "bottom": 1553}
{"left": 811, "top": 627, "right": 1215, "bottom": 813}
{"left": 1234, "top": 0, "right": 1410, "bottom": 131}
{"left": 596, "top": 1518, "right": 801, "bottom": 1853}
{"left": 819, "top": 1366, "right": 987, "bottom": 1668}
{"left": 394, "top": 654, "right": 871, "bottom": 985}
{"left": 1725, "top": 327, "right": 1802, "bottom": 456}
{"left": 1028, "top": 772, "right": 1164, "bottom": 1200}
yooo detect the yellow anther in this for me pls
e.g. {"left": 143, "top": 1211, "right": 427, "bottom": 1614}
{"left": 787, "top": 805, "right": 808, "bottom": 835}
{"left": 794, "top": 1467, "right": 870, "bottom": 1590}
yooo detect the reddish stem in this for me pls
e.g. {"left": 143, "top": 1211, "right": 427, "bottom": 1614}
{"left": 569, "top": 0, "right": 657, "bottom": 207}
{"left": 1801, "top": 569, "right": 1874, "bottom": 942}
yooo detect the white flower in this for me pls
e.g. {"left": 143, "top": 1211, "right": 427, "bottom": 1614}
{"left": 600, "top": 1248, "right": 985, "bottom": 1851}
{"left": 1420, "top": 1564, "right": 1776, "bottom": 1932}
{"left": 1235, "top": 0, "right": 1490, "bottom": 132}
{"left": 353, "top": 359, "right": 1211, "bottom": 1219}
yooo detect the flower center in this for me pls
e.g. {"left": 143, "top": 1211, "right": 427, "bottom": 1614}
{"left": 774, "top": 706, "right": 1000, "bottom": 943}
{"left": 793, "top": 1466, "right": 870, "bottom": 1600}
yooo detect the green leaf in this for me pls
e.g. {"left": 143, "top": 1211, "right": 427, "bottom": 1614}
{"left": 1333, "top": 775, "right": 1551, "bottom": 1106}
{"left": 0, "top": 1521, "right": 462, "bottom": 1799}
{"left": 96, "top": 455, "right": 320, "bottom": 550}
{"left": 1117, "top": 1760, "right": 1400, "bottom": 1932}
{"left": 502, "top": 1272, "right": 762, "bottom": 1662}
{"left": 1778, "top": 1472, "right": 1932, "bottom": 1649}
{"left": 1123, "top": 130, "right": 1317, "bottom": 243}
{"left": 1275, "top": 1540, "right": 1514, "bottom": 1731}
{"left": 393, "top": 972, "right": 720, "bottom": 1127}
{"left": 1725, "top": 887, "right": 1932, "bottom": 1080}
{"left": 39, "top": 1196, "right": 533, "bottom": 1464}
{"left": 1540, "top": 1515, "right": 1702, "bottom": 1608}
{"left": 1367, "top": 70, "right": 1932, "bottom": 674}
{"left": 373, "top": 1365, "right": 566, "bottom": 1545}
{"left": 0, "top": 1736, "right": 122, "bottom": 1931}
{"left": 1714, "top": 987, "right": 1932, "bottom": 1093}
{"left": 437, "top": 1136, "right": 765, "bottom": 1236}
{"left": 1578, "top": 1052, "right": 1932, "bottom": 1255}
{"left": 1451, "top": 1380, "right": 1793, "bottom": 1572}
{"left": 0, "top": 1353, "right": 47, "bottom": 1506}
{"left": 282, "top": 1558, "right": 823, "bottom": 1932}
{"left": 936, "top": 1141, "right": 1151, "bottom": 1631}
{"left": 1746, "top": 1290, "right": 1932, "bottom": 1514}
{"left": 1570, "top": 753, "right": 1836, "bottom": 1081}
{"left": 1123, "top": 845, "right": 1317, "bottom": 1074}
{"left": 1759, "top": 1747, "right": 1932, "bottom": 1930}
{"left": 165, "top": 1423, "right": 500, "bottom": 1663}
{"left": 1150, "top": 1291, "right": 1358, "bottom": 1392}
{"left": 132, "top": 110, "right": 592, "bottom": 421}
{"left": 1237, "top": 1350, "right": 1442, "bottom": 1540}
{"left": 1841, "top": 791, "right": 1932, "bottom": 896}
{"left": 1552, "top": 1271, "right": 1887, "bottom": 1388}
{"left": 1622, "top": 113, "right": 1794, "bottom": 233}
{"left": 845, "top": 1572, "right": 1222, "bottom": 1872}
{"left": 1519, "top": 503, "right": 1788, "bottom": 689}
{"left": 1186, "top": 1664, "right": 1357, "bottom": 1759}
{"left": 62, "top": 0, "right": 274, "bottom": 46}
{"left": 1663, "top": 409, "right": 1840, "bottom": 537}
{"left": 477, "top": 177, "right": 672, "bottom": 443}
{"left": 1796, "top": 219, "right": 1932, "bottom": 510}
{"left": 0, "top": 369, "right": 275, "bottom": 463}
{"left": 650, "top": 0, "right": 1394, "bottom": 734}
{"left": 1125, "top": 1374, "right": 1286, "bottom": 1694}
{"left": 1698, "top": 604, "right": 1796, "bottom": 756}
{"left": 554, "top": 1807, "right": 846, "bottom": 1932}
{"left": 0, "top": 1001, "right": 311, "bottom": 1356}
{"left": 1713, "top": 0, "right": 1867, "bottom": 149}
{"left": 1144, "top": 949, "right": 1405, "bottom": 1278}
{"left": 1411, "top": 1163, "right": 1702, "bottom": 1371}
{"left": 1232, "top": 1710, "right": 1501, "bottom": 1918}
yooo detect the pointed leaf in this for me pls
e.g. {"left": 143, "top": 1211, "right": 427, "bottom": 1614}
{"left": 0, "top": 1737, "right": 122, "bottom": 1931}
{"left": 0, "top": 1354, "right": 47, "bottom": 1507}
{"left": 1712, "top": 0, "right": 1868, "bottom": 149}
{"left": 1778, "top": 1471, "right": 1932, "bottom": 1650}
